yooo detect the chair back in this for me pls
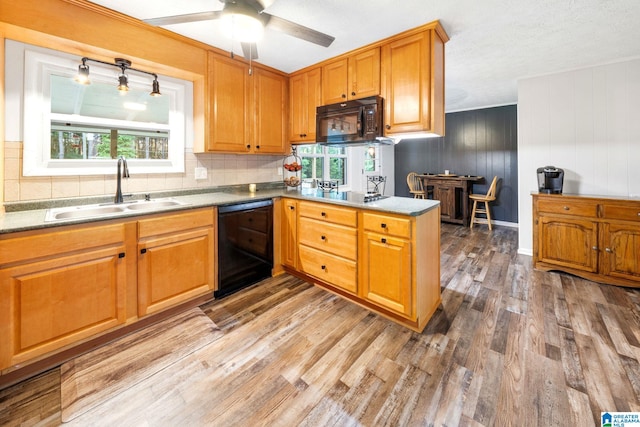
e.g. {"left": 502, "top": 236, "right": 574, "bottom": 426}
{"left": 485, "top": 176, "right": 498, "bottom": 200}
{"left": 406, "top": 172, "right": 424, "bottom": 192}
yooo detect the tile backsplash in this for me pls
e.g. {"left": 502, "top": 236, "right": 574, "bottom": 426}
{"left": 3, "top": 141, "right": 285, "bottom": 203}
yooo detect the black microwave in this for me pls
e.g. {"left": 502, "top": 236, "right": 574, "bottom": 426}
{"left": 316, "top": 96, "right": 387, "bottom": 145}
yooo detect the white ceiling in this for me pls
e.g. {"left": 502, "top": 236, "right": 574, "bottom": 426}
{"left": 89, "top": 0, "right": 640, "bottom": 112}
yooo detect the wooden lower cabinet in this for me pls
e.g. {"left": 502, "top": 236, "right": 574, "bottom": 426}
{"left": 533, "top": 194, "right": 640, "bottom": 287}
{"left": 281, "top": 199, "right": 298, "bottom": 269}
{"left": 137, "top": 208, "right": 215, "bottom": 316}
{"left": 0, "top": 223, "right": 127, "bottom": 369}
{"left": 283, "top": 198, "right": 441, "bottom": 332}
{"left": 361, "top": 231, "right": 411, "bottom": 316}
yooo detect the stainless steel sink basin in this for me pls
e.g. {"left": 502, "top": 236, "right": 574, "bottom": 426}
{"left": 47, "top": 205, "right": 126, "bottom": 221}
{"left": 45, "top": 198, "right": 189, "bottom": 221}
{"left": 125, "top": 200, "right": 186, "bottom": 211}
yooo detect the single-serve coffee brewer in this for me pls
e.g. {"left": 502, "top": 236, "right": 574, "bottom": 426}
{"left": 537, "top": 166, "right": 564, "bottom": 194}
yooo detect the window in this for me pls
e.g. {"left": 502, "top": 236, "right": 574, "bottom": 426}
{"left": 298, "top": 145, "right": 347, "bottom": 185}
{"left": 6, "top": 40, "right": 191, "bottom": 176}
{"left": 364, "top": 145, "right": 379, "bottom": 172}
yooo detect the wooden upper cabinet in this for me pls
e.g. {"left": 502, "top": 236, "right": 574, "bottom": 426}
{"left": 206, "top": 52, "right": 250, "bottom": 153}
{"left": 253, "top": 67, "right": 288, "bottom": 154}
{"left": 202, "top": 52, "right": 288, "bottom": 154}
{"left": 322, "top": 47, "right": 380, "bottom": 104}
{"left": 289, "top": 67, "right": 322, "bottom": 143}
{"left": 382, "top": 27, "right": 446, "bottom": 137}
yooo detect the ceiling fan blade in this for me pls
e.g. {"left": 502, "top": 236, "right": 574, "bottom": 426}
{"left": 144, "top": 11, "right": 223, "bottom": 26}
{"left": 241, "top": 42, "right": 259, "bottom": 60}
{"left": 264, "top": 13, "right": 335, "bottom": 47}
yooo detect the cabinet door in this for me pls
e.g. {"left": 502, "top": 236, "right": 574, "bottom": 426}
{"left": 207, "top": 52, "right": 250, "bottom": 152}
{"left": 322, "top": 58, "right": 348, "bottom": 104}
{"left": 290, "top": 67, "right": 321, "bottom": 143}
{"left": 361, "top": 231, "right": 412, "bottom": 317}
{"left": 382, "top": 31, "right": 431, "bottom": 135}
{"left": 138, "top": 227, "right": 214, "bottom": 316}
{"left": 600, "top": 222, "right": 640, "bottom": 281}
{"left": 281, "top": 199, "right": 298, "bottom": 268}
{"left": 0, "top": 246, "right": 127, "bottom": 369}
{"left": 253, "top": 67, "right": 288, "bottom": 154}
{"left": 537, "top": 216, "right": 598, "bottom": 273}
{"left": 349, "top": 47, "right": 380, "bottom": 100}
{"left": 433, "top": 185, "right": 454, "bottom": 220}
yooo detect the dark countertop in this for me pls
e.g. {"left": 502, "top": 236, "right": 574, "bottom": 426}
{"left": 0, "top": 188, "right": 440, "bottom": 234}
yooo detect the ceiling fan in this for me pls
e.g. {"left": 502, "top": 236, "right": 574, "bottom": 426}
{"left": 144, "top": 0, "right": 335, "bottom": 60}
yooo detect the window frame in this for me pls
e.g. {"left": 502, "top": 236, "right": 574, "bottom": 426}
{"left": 7, "top": 40, "right": 191, "bottom": 176}
{"left": 298, "top": 144, "right": 349, "bottom": 187}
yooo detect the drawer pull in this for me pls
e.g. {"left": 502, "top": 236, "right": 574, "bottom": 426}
{"left": 140, "top": 248, "right": 147, "bottom": 254}
{"left": 321, "top": 212, "right": 326, "bottom": 217}
{"left": 605, "top": 247, "right": 613, "bottom": 253}
{"left": 381, "top": 238, "right": 387, "bottom": 244}
{"left": 637, "top": 212, "right": 640, "bottom": 216}
{"left": 381, "top": 223, "right": 387, "bottom": 228}
{"left": 118, "top": 252, "right": 125, "bottom": 258}
{"left": 289, "top": 206, "right": 295, "bottom": 210}
{"left": 321, "top": 235, "right": 326, "bottom": 240}
{"left": 321, "top": 265, "right": 326, "bottom": 270}
{"left": 563, "top": 206, "right": 570, "bottom": 210}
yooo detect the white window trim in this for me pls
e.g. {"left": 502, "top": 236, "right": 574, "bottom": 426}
{"left": 8, "top": 41, "right": 191, "bottom": 176}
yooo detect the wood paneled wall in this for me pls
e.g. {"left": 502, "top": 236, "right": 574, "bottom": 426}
{"left": 394, "top": 105, "right": 518, "bottom": 224}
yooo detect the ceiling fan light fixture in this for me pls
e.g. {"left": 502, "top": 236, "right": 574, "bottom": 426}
{"left": 220, "top": 1, "right": 265, "bottom": 42}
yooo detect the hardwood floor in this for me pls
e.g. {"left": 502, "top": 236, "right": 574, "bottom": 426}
{"left": 2, "top": 223, "right": 640, "bottom": 426}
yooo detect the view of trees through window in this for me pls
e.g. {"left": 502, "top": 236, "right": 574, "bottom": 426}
{"left": 298, "top": 145, "right": 347, "bottom": 185}
{"left": 50, "top": 127, "right": 169, "bottom": 160}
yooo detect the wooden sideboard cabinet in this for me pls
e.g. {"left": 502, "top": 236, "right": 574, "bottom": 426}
{"left": 533, "top": 193, "right": 640, "bottom": 287}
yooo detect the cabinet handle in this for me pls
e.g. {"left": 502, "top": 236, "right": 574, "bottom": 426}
{"left": 321, "top": 265, "right": 326, "bottom": 270}
{"left": 256, "top": 145, "right": 260, "bottom": 149}
{"left": 381, "top": 238, "right": 387, "bottom": 244}
{"left": 386, "top": 124, "right": 391, "bottom": 130}
{"left": 341, "top": 94, "right": 346, "bottom": 99}
{"left": 321, "top": 235, "right": 326, "bottom": 240}
{"left": 321, "top": 212, "right": 326, "bottom": 217}
{"left": 118, "top": 252, "right": 125, "bottom": 258}
{"left": 563, "top": 206, "right": 570, "bottom": 210}
{"left": 351, "top": 91, "right": 356, "bottom": 96}
{"left": 605, "top": 247, "right": 613, "bottom": 253}
{"left": 381, "top": 223, "right": 387, "bottom": 228}
{"left": 637, "top": 212, "right": 640, "bottom": 216}
{"left": 289, "top": 206, "right": 295, "bottom": 210}
{"left": 246, "top": 144, "right": 251, "bottom": 149}
{"left": 592, "top": 246, "right": 598, "bottom": 251}
{"left": 140, "top": 248, "right": 147, "bottom": 254}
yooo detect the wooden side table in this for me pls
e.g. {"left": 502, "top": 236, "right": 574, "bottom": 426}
{"left": 418, "top": 174, "right": 483, "bottom": 226}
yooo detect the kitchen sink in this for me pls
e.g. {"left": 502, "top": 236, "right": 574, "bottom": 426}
{"left": 45, "top": 198, "right": 189, "bottom": 221}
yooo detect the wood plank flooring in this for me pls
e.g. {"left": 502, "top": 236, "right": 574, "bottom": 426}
{"left": 2, "top": 223, "right": 640, "bottom": 426}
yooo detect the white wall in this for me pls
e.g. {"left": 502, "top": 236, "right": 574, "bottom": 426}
{"left": 517, "top": 58, "right": 640, "bottom": 255}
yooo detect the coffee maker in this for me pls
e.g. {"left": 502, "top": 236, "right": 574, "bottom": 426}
{"left": 537, "top": 166, "right": 564, "bottom": 194}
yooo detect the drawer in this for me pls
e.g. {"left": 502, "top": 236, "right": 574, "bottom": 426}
{"left": 298, "top": 245, "right": 357, "bottom": 294}
{"left": 298, "top": 201, "right": 357, "bottom": 227}
{"left": 601, "top": 203, "right": 640, "bottom": 222}
{"left": 298, "top": 217, "right": 357, "bottom": 260}
{"left": 363, "top": 212, "right": 411, "bottom": 238}
{"left": 536, "top": 199, "right": 597, "bottom": 217}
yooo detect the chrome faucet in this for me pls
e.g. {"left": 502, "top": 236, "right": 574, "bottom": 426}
{"left": 114, "top": 156, "right": 130, "bottom": 204}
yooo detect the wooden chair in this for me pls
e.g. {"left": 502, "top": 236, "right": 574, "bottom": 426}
{"left": 406, "top": 172, "right": 431, "bottom": 199}
{"left": 470, "top": 176, "right": 498, "bottom": 230}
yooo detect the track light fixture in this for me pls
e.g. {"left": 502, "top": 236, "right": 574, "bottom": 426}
{"left": 75, "top": 57, "right": 161, "bottom": 97}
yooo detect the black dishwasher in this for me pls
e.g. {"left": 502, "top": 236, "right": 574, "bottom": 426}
{"left": 216, "top": 199, "right": 273, "bottom": 298}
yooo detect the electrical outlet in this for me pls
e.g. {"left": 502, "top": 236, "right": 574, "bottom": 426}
{"left": 194, "top": 167, "right": 207, "bottom": 180}
{"left": 277, "top": 167, "right": 283, "bottom": 176}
